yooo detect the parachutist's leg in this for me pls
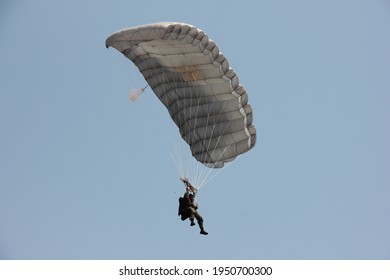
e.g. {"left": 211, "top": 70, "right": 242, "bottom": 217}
{"left": 192, "top": 211, "right": 204, "bottom": 229}
{"left": 190, "top": 215, "right": 195, "bottom": 226}
{"left": 190, "top": 209, "right": 208, "bottom": 235}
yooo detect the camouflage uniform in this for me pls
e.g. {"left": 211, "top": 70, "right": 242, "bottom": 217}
{"left": 178, "top": 180, "right": 208, "bottom": 235}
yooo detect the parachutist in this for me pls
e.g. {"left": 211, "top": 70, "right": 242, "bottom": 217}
{"left": 178, "top": 178, "right": 208, "bottom": 235}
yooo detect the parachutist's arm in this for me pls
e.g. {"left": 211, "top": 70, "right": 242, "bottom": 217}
{"left": 181, "top": 177, "right": 193, "bottom": 189}
{"left": 180, "top": 177, "right": 198, "bottom": 196}
{"left": 184, "top": 184, "right": 197, "bottom": 196}
{"left": 191, "top": 186, "right": 198, "bottom": 196}
{"left": 180, "top": 177, "right": 190, "bottom": 185}
{"left": 182, "top": 179, "right": 195, "bottom": 189}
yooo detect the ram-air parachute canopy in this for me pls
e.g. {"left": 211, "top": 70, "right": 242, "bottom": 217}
{"left": 106, "top": 22, "right": 256, "bottom": 168}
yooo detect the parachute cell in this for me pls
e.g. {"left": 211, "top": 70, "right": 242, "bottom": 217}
{"left": 106, "top": 22, "right": 256, "bottom": 168}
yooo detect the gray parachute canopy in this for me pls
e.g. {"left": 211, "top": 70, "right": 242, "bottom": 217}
{"left": 106, "top": 22, "right": 256, "bottom": 168}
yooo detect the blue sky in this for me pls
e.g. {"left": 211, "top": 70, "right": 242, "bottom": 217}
{"left": 1, "top": 0, "right": 389, "bottom": 260}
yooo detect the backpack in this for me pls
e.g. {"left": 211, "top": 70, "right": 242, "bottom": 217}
{"left": 178, "top": 197, "right": 185, "bottom": 216}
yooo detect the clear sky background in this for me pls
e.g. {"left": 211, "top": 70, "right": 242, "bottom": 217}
{"left": 1, "top": 0, "right": 389, "bottom": 260}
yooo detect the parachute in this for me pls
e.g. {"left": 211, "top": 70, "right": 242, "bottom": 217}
{"left": 106, "top": 22, "right": 256, "bottom": 168}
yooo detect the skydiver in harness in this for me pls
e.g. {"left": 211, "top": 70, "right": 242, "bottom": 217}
{"left": 178, "top": 178, "right": 208, "bottom": 235}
